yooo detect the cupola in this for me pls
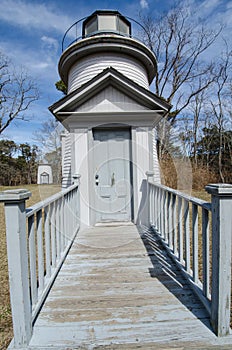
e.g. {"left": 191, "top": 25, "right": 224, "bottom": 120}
{"left": 82, "top": 10, "right": 131, "bottom": 37}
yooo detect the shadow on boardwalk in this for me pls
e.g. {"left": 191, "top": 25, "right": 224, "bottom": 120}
{"left": 137, "top": 226, "right": 212, "bottom": 331}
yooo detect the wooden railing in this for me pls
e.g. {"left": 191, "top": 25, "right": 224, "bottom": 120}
{"left": 0, "top": 176, "right": 80, "bottom": 348}
{"left": 146, "top": 174, "right": 232, "bottom": 337}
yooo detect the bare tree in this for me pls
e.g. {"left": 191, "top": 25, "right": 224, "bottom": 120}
{"left": 205, "top": 46, "right": 232, "bottom": 182}
{"left": 140, "top": 1, "right": 221, "bottom": 123}
{"left": 0, "top": 52, "right": 39, "bottom": 134}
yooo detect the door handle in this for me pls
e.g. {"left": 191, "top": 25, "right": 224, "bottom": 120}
{"left": 111, "top": 173, "right": 115, "bottom": 187}
{"left": 95, "top": 174, "right": 99, "bottom": 186}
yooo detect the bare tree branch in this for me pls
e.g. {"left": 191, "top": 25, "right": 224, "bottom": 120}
{"left": 0, "top": 52, "right": 39, "bottom": 134}
{"left": 140, "top": 1, "right": 222, "bottom": 122}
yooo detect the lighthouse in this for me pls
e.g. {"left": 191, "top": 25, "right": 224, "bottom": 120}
{"left": 49, "top": 10, "right": 171, "bottom": 227}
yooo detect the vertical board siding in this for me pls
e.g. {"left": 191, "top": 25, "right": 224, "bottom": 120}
{"left": 152, "top": 129, "right": 161, "bottom": 183}
{"left": 77, "top": 85, "right": 150, "bottom": 112}
{"left": 62, "top": 133, "right": 72, "bottom": 189}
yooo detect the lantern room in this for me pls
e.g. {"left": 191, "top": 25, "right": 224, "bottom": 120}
{"left": 82, "top": 10, "right": 131, "bottom": 38}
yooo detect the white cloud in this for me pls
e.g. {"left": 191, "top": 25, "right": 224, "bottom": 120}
{"left": 41, "top": 36, "right": 59, "bottom": 59}
{"left": 41, "top": 36, "right": 58, "bottom": 48}
{"left": 140, "top": 0, "right": 149, "bottom": 9}
{"left": 0, "top": 0, "right": 73, "bottom": 33}
{"left": 201, "top": 0, "right": 222, "bottom": 10}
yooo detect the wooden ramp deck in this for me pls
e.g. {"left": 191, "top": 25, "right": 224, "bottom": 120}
{"left": 29, "top": 224, "right": 232, "bottom": 349}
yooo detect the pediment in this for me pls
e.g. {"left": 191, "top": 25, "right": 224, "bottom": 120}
{"left": 49, "top": 67, "right": 171, "bottom": 126}
{"left": 75, "top": 85, "right": 150, "bottom": 113}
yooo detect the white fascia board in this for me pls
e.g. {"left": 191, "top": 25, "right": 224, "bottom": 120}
{"left": 58, "top": 111, "right": 164, "bottom": 131}
{"left": 53, "top": 71, "right": 169, "bottom": 115}
{"left": 53, "top": 73, "right": 111, "bottom": 114}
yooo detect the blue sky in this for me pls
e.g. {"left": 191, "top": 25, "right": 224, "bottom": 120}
{"left": 0, "top": 0, "right": 232, "bottom": 145}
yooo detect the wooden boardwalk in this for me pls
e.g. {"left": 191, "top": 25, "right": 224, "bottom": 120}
{"left": 28, "top": 224, "right": 232, "bottom": 349}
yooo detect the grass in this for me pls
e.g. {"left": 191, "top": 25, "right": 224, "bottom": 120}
{"left": 0, "top": 184, "right": 61, "bottom": 350}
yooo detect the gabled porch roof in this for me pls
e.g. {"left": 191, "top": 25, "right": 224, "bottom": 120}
{"left": 49, "top": 67, "right": 171, "bottom": 129}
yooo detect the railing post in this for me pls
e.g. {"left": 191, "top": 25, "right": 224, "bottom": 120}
{"left": 205, "top": 183, "right": 232, "bottom": 336}
{"left": 73, "top": 173, "right": 81, "bottom": 186}
{"left": 0, "top": 189, "right": 32, "bottom": 346}
{"left": 73, "top": 174, "right": 81, "bottom": 228}
{"left": 146, "top": 171, "right": 154, "bottom": 227}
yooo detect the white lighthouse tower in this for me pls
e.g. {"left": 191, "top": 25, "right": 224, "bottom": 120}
{"left": 49, "top": 10, "right": 170, "bottom": 227}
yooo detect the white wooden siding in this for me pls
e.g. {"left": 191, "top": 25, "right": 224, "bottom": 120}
{"left": 68, "top": 53, "right": 149, "bottom": 92}
{"left": 152, "top": 129, "right": 161, "bottom": 183}
{"left": 62, "top": 132, "right": 72, "bottom": 188}
{"left": 77, "top": 86, "right": 150, "bottom": 112}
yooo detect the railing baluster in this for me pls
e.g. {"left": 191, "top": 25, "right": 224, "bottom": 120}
{"left": 64, "top": 193, "right": 68, "bottom": 242}
{"left": 154, "top": 186, "right": 158, "bottom": 231}
{"left": 172, "top": 194, "right": 177, "bottom": 255}
{"left": 44, "top": 205, "right": 51, "bottom": 279}
{"left": 178, "top": 197, "right": 183, "bottom": 264}
{"left": 60, "top": 196, "right": 64, "bottom": 252}
{"left": 70, "top": 192, "right": 75, "bottom": 237}
{"left": 167, "top": 192, "right": 173, "bottom": 249}
{"left": 150, "top": 184, "right": 154, "bottom": 226}
{"left": 184, "top": 199, "right": 190, "bottom": 273}
{"left": 157, "top": 187, "right": 160, "bottom": 233}
{"left": 202, "top": 207, "right": 210, "bottom": 298}
{"left": 36, "top": 209, "right": 44, "bottom": 294}
{"left": 163, "top": 190, "right": 167, "bottom": 241}
{"left": 67, "top": 192, "right": 70, "bottom": 238}
{"left": 55, "top": 199, "right": 60, "bottom": 259}
{"left": 28, "top": 215, "right": 38, "bottom": 307}
{"left": 50, "top": 202, "right": 56, "bottom": 268}
{"left": 192, "top": 203, "right": 199, "bottom": 283}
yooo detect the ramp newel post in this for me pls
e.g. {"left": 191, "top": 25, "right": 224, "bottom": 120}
{"left": 146, "top": 171, "right": 154, "bottom": 227}
{"left": 0, "top": 189, "right": 32, "bottom": 346}
{"left": 206, "top": 183, "right": 232, "bottom": 336}
{"left": 73, "top": 173, "right": 81, "bottom": 186}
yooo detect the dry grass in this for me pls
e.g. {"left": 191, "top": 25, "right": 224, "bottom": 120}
{"left": 0, "top": 184, "right": 61, "bottom": 350}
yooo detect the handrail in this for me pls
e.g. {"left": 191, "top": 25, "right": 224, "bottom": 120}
{"left": 148, "top": 180, "right": 211, "bottom": 210}
{"left": 61, "top": 14, "right": 150, "bottom": 52}
{"left": 146, "top": 179, "right": 232, "bottom": 337}
{"left": 26, "top": 183, "right": 78, "bottom": 217}
{"left": 0, "top": 182, "right": 80, "bottom": 347}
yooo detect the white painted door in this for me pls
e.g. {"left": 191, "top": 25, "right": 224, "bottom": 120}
{"left": 93, "top": 128, "right": 132, "bottom": 222}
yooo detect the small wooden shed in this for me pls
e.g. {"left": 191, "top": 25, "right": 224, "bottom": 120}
{"left": 37, "top": 164, "right": 53, "bottom": 185}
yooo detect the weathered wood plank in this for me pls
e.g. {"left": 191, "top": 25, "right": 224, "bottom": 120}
{"left": 29, "top": 225, "right": 232, "bottom": 349}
